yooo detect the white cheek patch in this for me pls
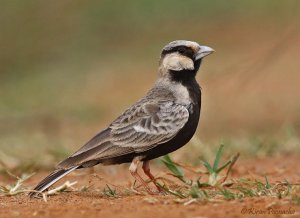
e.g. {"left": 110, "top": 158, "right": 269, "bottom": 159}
{"left": 163, "top": 53, "right": 194, "bottom": 71}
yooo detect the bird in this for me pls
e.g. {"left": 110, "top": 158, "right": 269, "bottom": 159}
{"left": 29, "top": 40, "right": 214, "bottom": 198}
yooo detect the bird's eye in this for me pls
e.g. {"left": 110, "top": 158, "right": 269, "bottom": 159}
{"left": 178, "top": 47, "right": 185, "bottom": 54}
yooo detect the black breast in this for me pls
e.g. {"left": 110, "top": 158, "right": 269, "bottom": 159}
{"left": 142, "top": 76, "right": 201, "bottom": 161}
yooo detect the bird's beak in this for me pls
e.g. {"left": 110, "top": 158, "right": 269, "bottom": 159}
{"left": 195, "top": 46, "right": 215, "bottom": 60}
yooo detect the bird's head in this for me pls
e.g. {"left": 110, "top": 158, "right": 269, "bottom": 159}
{"left": 159, "top": 40, "right": 214, "bottom": 79}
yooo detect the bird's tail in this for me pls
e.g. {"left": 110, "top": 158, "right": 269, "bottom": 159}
{"left": 28, "top": 166, "right": 78, "bottom": 198}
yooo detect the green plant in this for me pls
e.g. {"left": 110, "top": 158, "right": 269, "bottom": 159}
{"left": 200, "top": 144, "right": 239, "bottom": 186}
{"left": 160, "top": 144, "right": 240, "bottom": 202}
{"left": 219, "top": 188, "right": 236, "bottom": 200}
{"left": 102, "top": 184, "right": 118, "bottom": 198}
{"left": 161, "top": 155, "right": 191, "bottom": 185}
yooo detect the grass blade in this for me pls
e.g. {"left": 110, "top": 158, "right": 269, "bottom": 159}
{"left": 161, "top": 155, "right": 184, "bottom": 180}
{"left": 200, "top": 160, "right": 213, "bottom": 174}
{"left": 216, "top": 160, "right": 231, "bottom": 173}
{"left": 212, "top": 144, "right": 224, "bottom": 171}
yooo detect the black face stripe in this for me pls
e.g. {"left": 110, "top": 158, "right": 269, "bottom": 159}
{"left": 161, "top": 46, "right": 195, "bottom": 59}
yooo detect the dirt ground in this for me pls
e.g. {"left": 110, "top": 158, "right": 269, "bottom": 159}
{"left": 1, "top": 154, "right": 300, "bottom": 218}
{"left": 1, "top": 2, "right": 299, "bottom": 218}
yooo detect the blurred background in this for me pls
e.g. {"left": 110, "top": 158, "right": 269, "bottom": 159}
{"left": 0, "top": 0, "right": 299, "bottom": 170}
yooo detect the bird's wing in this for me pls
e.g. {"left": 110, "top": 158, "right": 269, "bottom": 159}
{"left": 109, "top": 100, "right": 190, "bottom": 152}
{"left": 57, "top": 100, "right": 189, "bottom": 168}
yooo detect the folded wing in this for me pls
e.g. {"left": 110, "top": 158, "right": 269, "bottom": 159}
{"left": 110, "top": 101, "right": 189, "bottom": 152}
{"left": 57, "top": 101, "right": 189, "bottom": 168}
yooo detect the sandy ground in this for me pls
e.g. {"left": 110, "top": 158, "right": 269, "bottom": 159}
{"left": 1, "top": 154, "right": 300, "bottom": 218}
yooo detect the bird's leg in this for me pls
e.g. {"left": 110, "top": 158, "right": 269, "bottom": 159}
{"left": 129, "top": 156, "right": 155, "bottom": 194}
{"left": 142, "top": 160, "right": 163, "bottom": 193}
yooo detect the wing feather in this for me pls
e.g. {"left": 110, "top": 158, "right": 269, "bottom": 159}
{"left": 58, "top": 100, "right": 190, "bottom": 168}
{"left": 109, "top": 101, "right": 189, "bottom": 152}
